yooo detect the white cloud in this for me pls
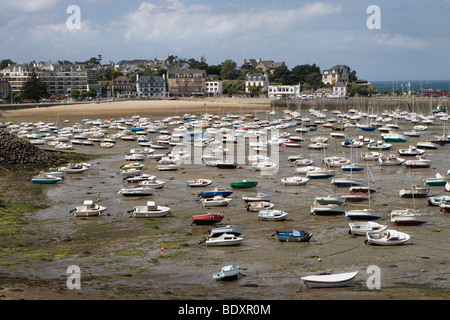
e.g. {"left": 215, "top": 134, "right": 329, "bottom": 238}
{"left": 0, "top": 0, "right": 60, "bottom": 14}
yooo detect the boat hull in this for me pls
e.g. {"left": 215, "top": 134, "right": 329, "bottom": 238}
{"left": 301, "top": 271, "right": 358, "bottom": 288}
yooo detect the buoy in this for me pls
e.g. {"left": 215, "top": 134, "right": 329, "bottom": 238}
{"left": 421, "top": 269, "right": 425, "bottom": 272}
{"left": 161, "top": 247, "right": 164, "bottom": 253}
{"left": 318, "top": 258, "right": 322, "bottom": 262}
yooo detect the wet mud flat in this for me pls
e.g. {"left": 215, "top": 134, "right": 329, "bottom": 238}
{"left": 0, "top": 113, "right": 450, "bottom": 300}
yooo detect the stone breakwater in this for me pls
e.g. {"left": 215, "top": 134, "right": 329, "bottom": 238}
{"left": 0, "top": 130, "right": 56, "bottom": 165}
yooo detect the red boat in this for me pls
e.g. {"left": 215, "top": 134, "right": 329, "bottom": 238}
{"left": 349, "top": 186, "right": 377, "bottom": 194}
{"left": 191, "top": 213, "right": 224, "bottom": 225}
{"left": 283, "top": 141, "right": 303, "bottom": 148}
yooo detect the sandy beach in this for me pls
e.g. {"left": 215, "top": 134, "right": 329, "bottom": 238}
{"left": 0, "top": 98, "right": 272, "bottom": 121}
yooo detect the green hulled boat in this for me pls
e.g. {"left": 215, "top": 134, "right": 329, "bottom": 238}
{"left": 29, "top": 172, "right": 63, "bottom": 184}
{"left": 230, "top": 179, "right": 258, "bottom": 189}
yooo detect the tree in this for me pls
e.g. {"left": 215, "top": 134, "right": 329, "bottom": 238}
{"left": 0, "top": 59, "right": 15, "bottom": 70}
{"left": 291, "top": 64, "right": 323, "bottom": 90}
{"left": 269, "top": 65, "right": 293, "bottom": 85}
{"left": 72, "top": 90, "right": 81, "bottom": 100}
{"left": 345, "top": 65, "right": 358, "bottom": 82}
{"left": 220, "top": 59, "right": 238, "bottom": 80}
{"left": 21, "top": 72, "right": 50, "bottom": 102}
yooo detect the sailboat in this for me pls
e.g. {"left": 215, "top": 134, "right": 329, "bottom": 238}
{"left": 345, "top": 164, "right": 383, "bottom": 220}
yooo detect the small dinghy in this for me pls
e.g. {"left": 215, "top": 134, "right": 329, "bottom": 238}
{"left": 205, "top": 233, "right": 243, "bottom": 247}
{"left": 246, "top": 201, "right": 275, "bottom": 212}
{"left": 191, "top": 213, "right": 224, "bottom": 225}
{"left": 365, "top": 229, "right": 411, "bottom": 245}
{"left": 117, "top": 185, "right": 155, "bottom": 196}
{"left": 258, "top": 209, "right": 288, "bottom": 221}
{"left": 200, "top": 195, "right": 233, "bottom": 207}
{"left": 213, "top": 265, "right": 241, "bottom": 281}
{"left": 187, "top": 179, "right": 213, "bottom": 187}
{"left": 280, "top": 176, "right": 309, "bottom": 186}
{"left": 301, "top": 271, "right": 358, "bottom": 288}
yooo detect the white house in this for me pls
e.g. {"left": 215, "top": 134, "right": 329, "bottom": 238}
{"left": 205, "top": 81, "right": 223, "bottom": 97}
{"left": 245, "top": 73, "right": 269, "bottom": 94}
{"left": 268, "top": 84, "right": 301, "bottom": 99}
{"left": 333, "top": 82, "right": 347, "bottom": 98}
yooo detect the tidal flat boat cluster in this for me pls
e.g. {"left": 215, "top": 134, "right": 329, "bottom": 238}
{"left": 5, "top": 105, "right": 450, "bottom": 288}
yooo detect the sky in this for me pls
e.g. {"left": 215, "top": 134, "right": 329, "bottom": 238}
{"left": 0, "top": 0, "right": 449, "bottom": 81}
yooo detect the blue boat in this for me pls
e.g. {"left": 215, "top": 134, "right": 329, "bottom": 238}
{"left": 331, "top": 178, "right": 363, "bottom": 187}
{"left": 198, "top": 188, "right": 233, "bottom": 198}
{"left": 276, "top": 230, "right": 313, "bottom": 242}
{"left": 213, "top": 265, "right": 240, "bottom": 281}
{"left": 358, "top": 125, "right": 377, "bottom": 131}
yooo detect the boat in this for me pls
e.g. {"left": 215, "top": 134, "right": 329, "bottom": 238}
{"left": 191, "top": 213, "right": 224, "bottom": 225}
{"left": 280, "top": 176, "right": 309, "bottom": 186}
{"left": 331, "top": 178, "right": 363, "bottom": 188}
{"left": 306, "top": 169, "right": 335, "bottom": 179}
{"left": 378, "top": 153, "right": 405, "bottom": 166}
{"left": 381, "top": 132, "right": 408, "bottom": 143}
{"left": 424, "top": 173, "right": 447, "bottom": 186}
{"left": 345, "top": 209, "right": 383, "bottom": 220}
{"left": 349, "top": 185, "right": 377, "bottom": 194}
{"left": 389, "top": 209, "right": 429, "bottom": 225}
{"left": 283, "top": 141, "right": 303, "bottom": 148}
{"left": 252, "top": 161, "right": 278, "bottom": 172}
{"left": 246, "top": 201, "right": 275, "bottom": 211}
{"left": 213, "top": 265, "right": 241, "bottom": 281}
{"left": 198, "top": 188, "right": 233, "bottom": 199}
{"left": 367, "top": 141, "right": 392, "bottom": 151}
{"left": 399, "top": 185, "right": 429, "bottom": 198}
{"left": 365, "top": 229, "right": 411, "bottom": 245}
{"left": 125, "top": 154, "right": 146, "bottom": 161}
{"left": 29, "top": 172, "right": 62, "bottom": 184}
{"left": 70, "top": 200, "right": 107, "bottom": 217}
{"left": 427, "top": 195, "right": 450, "bottom": 206}
{"left": 348, "top": 221, "right": 387, "bottom": 236}
{"left": 339, "top": 193, "right": 370, "bottom": 202}
{"left": 402, "top": 157, "right": 432, "bottom": 169}
{"left": 361, "top": 151, "right": 382, "bottom": 161}
{"left": 156, "top": 163, "right": 180, "bottom": 171}
{"left": 341, "top": 163, "right": 365, "bottom": 172}
{"left": 187, "top": 179, "right": 213, "bottom": 187}
{"left": 215, "top": 162, "right": 238, "bottom": 169}
{"left": 117, "top": 185, "right": 155, "bottom": 196}
{"left": 242, "top": 193, "right": 272, "bottom": 203}
{"left": 209, "top": 225, "right": 243, "bottom": 237}
{"left": 128, "top": 201, "right": 171, "bottom": 218}
{"left": 58, "top": 162, "right": 91, "bottom": 174}
{"left": 311, "top": 203, "right": 347, "bottom": 215}
{"left": 446, "top": 181, "right": 450, "bottom": 192}
{"left": 200, "top": 196, "right": 233, "bottom": 207}
{"left": 293, "top": 158, "right": 314, "bottom": 166}
{"left": 416, "top": 141, "right": 438, "bottom": 150}
{"left": 120, "top": 162, "right": 145, "bottom": 170}
{"left": 296, "top": 166, "right": 322, "bottom": 174}
{"left": 398, "top": 146, "right": 425, "bottom": 157}
{"left": 230, "top": 179, "right": 258, "bottom": 189}
{"left": 258, "top": 209, "right": 288, "bottom": 221}
{"left": 307, "top": 142, "right": 328, "bottom": 150}
{"left": 341, "top": 139, "right": 363, "bottom": 148}
{"left": 301, "top": 271, "right": 358, "bottom": 288}
{"left": 276, "top": 229, "right": 313, "bottom": 242}
{"left": 323, "top": 156, "right": 351, "bottom": 167}
{"left": 314, "top": 195, "right": 346, "bottom": 205}
{"left": 119, "top": 168, "right": 142, "bottom": 177}
{"left": 205, "top": 233, "right": 243, "bottom": 247}
{"left": 440, "top": 201, "right": 450, "bottom": 213}
{"left": 138, "top": 177, "right": 166, "bottom": 189}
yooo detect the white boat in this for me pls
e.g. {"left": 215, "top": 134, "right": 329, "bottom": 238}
{"left": 129, "top": 201, "right": 171, "bottom": 218}
{"left": 242, "top": 193, "right": 272, "bottom": 203}
{"left": 314, "top": 195, "right": 346, "bottom": 205}
{"left": 125, "top": 154, "right": 146, "bottom": 161}
{"left": 311, "top": 204, "right": 347, "bottom": 215}
{"left": 345, "top": 209, "right": 383, "bottom": 220}
{"left": 293, "top": 158, "right": 314, "bottom": 166}
{"left": 120, "top": 162, "right": 145, "bottom": 170}
{"left": 389, "top": 209, "right": 429, "bottom": 225}
{"left": 70, "top": 200, "right": 107, "bottom": 217}
{"left": 281, "top": 176, "right": 309, "bottom": 186}
{"left": 295, "top": 166, "right": 321, "bottom": 174}
{"left": 156, "top": 163, "right": 180, "bottom": 171}
{"left": 365, "top": 230, "right": 411, "bottom": 245}
{"left": 117, "top": 185, "right": 155, "bottom": 196}
{"left": 361, "top": 151, "right": 382, "bottom": 161}
{"left": 187, "top": 179, "right": 213, "bottom": 187}
{"left": 403, "top": 157, "right": 432, "bottom": 168}
{"left": 323, "top": 156, "right": 351, "bottom": 167}
{"left": 139, "top": 177, "right": 166, "bottom": 189}
{"left": 251, "top": 161, "right": 278, "bottom": 171}
{"left": 399, "top": 185, "right": 429, "bottom": 198}
{"left": 378, "top": 153, "right": 405, "bottom": 166}
{"left": 416, "top": 141, "right": 438, "bottom": 150}
{"left": 348, "top": 221, "right": 387, "bottom": 236}
{"left": 119, "top": 168, "right": 142, "bottom": 177}
{"left": 306, "top": 169, "right": 335, "bottom": 179}
{"left": 398, "top": 146, "right": 425, "bottom": 157}
{"left": 205, "top": 233, "right": 243, "bottom": 247}
{"left": 246, "top": 201, "right": 275, "bottom": 211}
{"left": 209, "top": 225, "right": 243, "bottom": 237}
{"left": 201, "top": 196, "right": 233, "bottom": 207}
{"left": 58, "top": 162, "right": 91, "bottom": 174}
{"left": 258, "top": 209, "right": 288, "bottom": 221}
{"left": 301, "top": 271, "right": 358, "bottom": 288}
{"left": 213, "top": 265, "right": 241, "bottom": 280}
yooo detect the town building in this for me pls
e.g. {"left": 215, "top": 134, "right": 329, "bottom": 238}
{"left": 205, "top": 81, "right": 223, "bottom": 97}
{"left": 333, "top": 81, "right": 347, "bottom": 98}
{"left": 136, "top": 75, "right": 166, "bottom": 98}
{"left": 268, "top": 84, "right": 301, "bottom": 99}
{"left": 322, "top": 65, "right": 349, "bottom": 85}
{"left": 245, "top": 73, "right": 269, "bottom": 95}
{"left": 37, "top": 70, "right": 88, "bottom": 96}
{"left": 244, "top": 59, "right": 285, "bottom": 74}
{"left": 314, "top": 88, "right": 333, "bottom": 98}
{"left": 0, "top": 77, "right": 11, "bottom": 99}
{"left": 167, "top": 69, "right": 206, "bottom": 97}
{"left": 0, "top": 64, "right": 35, "bottom": 93}
{"left": 113, "top": 76, "right": 135, "bottom": 98}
